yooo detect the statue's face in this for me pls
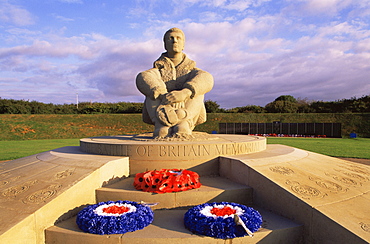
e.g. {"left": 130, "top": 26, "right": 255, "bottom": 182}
{"left": 164, "top": 31, "right": 185, "bottom": 54}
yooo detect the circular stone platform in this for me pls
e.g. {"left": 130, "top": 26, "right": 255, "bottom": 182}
{"left": 80, "top": 132, "right": 266, "bottom": 161}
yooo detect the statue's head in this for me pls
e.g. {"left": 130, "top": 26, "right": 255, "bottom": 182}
{"left": 163, "top": 27, "right": 185, "bottom": 54}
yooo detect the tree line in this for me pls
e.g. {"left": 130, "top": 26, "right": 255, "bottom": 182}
{"left": 0, "top": 99, "right": 143, "bottom": 114}
{"left": 205, "top": 95, "right": 370, "bottom": 113}
{"left": 1, "top": 95, "right": 369, "bottom": 114}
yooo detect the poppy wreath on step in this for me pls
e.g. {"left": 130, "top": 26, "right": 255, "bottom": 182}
{"left": 133, "top": 169, "right": 201, "bottom": 193}
{"left": 76, "top": 200, "right": 154, "bottom": 235}
{"left": 184, "top": 202, "right": 263, "bottom": 239}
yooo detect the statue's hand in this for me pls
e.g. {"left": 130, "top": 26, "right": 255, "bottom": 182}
{"left": 162, "top": 89, "right": 192, "bottom": 104}
{"left": 153, "top": 89, "right": 166, "bottom": 100}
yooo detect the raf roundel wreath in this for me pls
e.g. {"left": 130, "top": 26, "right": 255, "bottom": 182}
{"left": 184, "top": 202, "right": 262, "bottom": 239}
{"left": 76, "top": 200, "right": 154, "bottom": 235}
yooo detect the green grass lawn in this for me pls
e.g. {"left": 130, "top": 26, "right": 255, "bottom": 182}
{"left": 267, "top": 137, "right": 370, "bottom": 159}
{"left": 0, "top": 139, "right": 80, "bottom": 161}
{"left": 0, "top": 137, "right": 369, "bottom": 161}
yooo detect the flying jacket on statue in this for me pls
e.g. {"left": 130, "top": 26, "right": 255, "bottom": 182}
{"left": 136, "top": 53, "right": 214, "bottom": 130}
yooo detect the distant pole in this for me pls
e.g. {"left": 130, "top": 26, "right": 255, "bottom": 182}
{"left": 76, "top": 92, "right": 79, "bottom": 109}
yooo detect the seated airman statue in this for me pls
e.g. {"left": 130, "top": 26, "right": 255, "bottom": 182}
{"left": 136, "top": 28, "right": 214, "bottom": 139}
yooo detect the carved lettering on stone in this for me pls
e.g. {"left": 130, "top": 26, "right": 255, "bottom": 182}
{"left": 339, "top": 165, "right": 369, "bottom": 175}
{"left": 1, "top": 175, "right": 21, "bottom": 187}
{"left": 54, "top": 169, "right": 74, "bottom": 180}
{"left": 335, "top": 170, "right": 369, "bottom": 183}
{"left": 360, "top": 222, "right": 370, "bottom": 232}
{"left": 325, "top": 173, "right": 359, "bottom": 187}
{"left": 308, "top": 176, "right": 347, "bottom": 193}
{"left": 23, "top": 184, "right": 62, "bottom": 204}
{"left": 2, "top": 180, "right": 38, "bottom": 198}
{"left": 286, "top": 180, "right": 327, "bottom": 199}
{"left": 157, "top": 144, "right": 213, "bottom": 157}
{"left": 269, "top": 166, "right": 294, "bottom": 175}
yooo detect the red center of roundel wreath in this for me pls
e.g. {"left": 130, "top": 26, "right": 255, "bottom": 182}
{"left": 210, "top": 206, "right": 236, "bottom": 216}
{"left": 102, "top": 205, "right": 130, "bottom": 214}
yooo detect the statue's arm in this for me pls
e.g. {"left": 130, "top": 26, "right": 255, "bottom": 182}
{"left": 183, "top": 69, "right": 214, "bottom": 99}
{"left": 136, "top": 68, "right": 167, "bottom": 100}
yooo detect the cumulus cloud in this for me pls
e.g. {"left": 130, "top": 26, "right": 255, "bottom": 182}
{"left": 51, "top": 13, "right": 75, "bottom": 22}
{"left": 0, "top": 0, "right": 369, "bottom": 107}
{"left": 0, "top": 1, "right": 35, "bottom": 26}
{"left": 173, "top": 11, "right": 369, "bottom": 107}
{"left": 176, "top": 0, "right": 272, "bottom": 11}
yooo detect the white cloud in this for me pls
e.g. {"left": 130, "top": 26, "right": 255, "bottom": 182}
{"left": 51, "top": 13, "right": 75, "bottom": 22}
{"left": 0, "top": 0, "right": 369, "bottom": 107}
{"left": 184, "top": 0, "right": 272, "bottom": 11}
{"left": 0, "top": 1, "right": 35, "bottom": 26}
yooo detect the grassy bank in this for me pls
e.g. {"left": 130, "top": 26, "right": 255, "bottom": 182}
{"left": 1, "top": 113, "right": 369, "bottom": 140}
{"left": 1, "top": 113, "right": 369, "bottom": 161}
{"left": 0, "top": 114, "right": 152, "bottom": 140}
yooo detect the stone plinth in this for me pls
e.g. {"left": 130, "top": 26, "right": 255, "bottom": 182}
{"left": 80, "top": 133, "right": 266, "bottom": 175}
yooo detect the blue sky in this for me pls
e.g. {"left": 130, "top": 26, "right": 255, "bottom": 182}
{"left": 1, "top": 0, "right": 370, "bottom": 108}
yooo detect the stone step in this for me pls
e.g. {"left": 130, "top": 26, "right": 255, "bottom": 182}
{"left": 45, "top": 208, "right": 303, "bottom": 244}
{"left": 96, "top": 176, "right": 253, "bottom": 210}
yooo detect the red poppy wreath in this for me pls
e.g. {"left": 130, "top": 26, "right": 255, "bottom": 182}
{"left": 133, "top": 169, "right": 201, "bottom": 193}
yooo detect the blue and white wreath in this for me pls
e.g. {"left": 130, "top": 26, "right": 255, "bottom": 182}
{"left": 76, "top": 200, "right": 154, "bottom": 235}
{"left": 184, "top": 202, "right": 262, "bottom": 239}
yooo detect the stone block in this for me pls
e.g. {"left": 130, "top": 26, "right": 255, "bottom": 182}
{"left": 96, "top": 176, "right": 253, "bottom": 210}
{"left": 219, "top": 156, "right": 250, "bottom": 185}
{"left": 0, "top": 146, "right": 129, "bottom": 244}
{"left": 221, "top": 144, "right": 370, "bottom": 243}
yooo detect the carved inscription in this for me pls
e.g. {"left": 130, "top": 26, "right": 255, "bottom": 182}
{"left": 360, "top": 222, "right": 370, "bottom": 232}
{"left": 127, "top": 142, "right": 259, "bottom": 158}
{"left": 1, "top": 175, "right": 21, "bottom": 187}
{"left": 215, "top": 143, "right": 251, "bottom": 155}
{"left": 336, "top": 170, "right": 369, "bottom": 182}
{"left": 24, "top": 184, "right": 61, "bottom": 204}
{"left": 135, "top": 145, "right": 154, "bottom": 157}
{"left": 82, "top": 136, "right": 266, "bottom": 158}
{"left": 308, "top": 176, "right": 347, "bottom": 193}
{"left": 2, "top": 180, "right": 38, "bottom": 198}
{"left": 54, "top": 169, "right": 74, "bottom": 180}
{"left": 286, "top": 180, "right": 326, "bottom": 199}
{"left": 325, "top": 173, "right": 359, "bottom": 187}
{"left": 159, "top": 144, "right": 211, "bottom": 157}
{"left": 342, "top": 165, "right": 370, "bottom": 175}
{"left": 269, "top": 166, "right": 294, "bottom": 175}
